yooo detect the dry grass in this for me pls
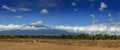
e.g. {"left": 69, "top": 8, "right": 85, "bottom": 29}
{"left": 0, "top": 39, "right": 120, "bottom": 48}
{"left": 0, "top": 39, "right": 120, "bottom": 50}
{"left": 37, "top": 39, "right": 120, "bottom": 48}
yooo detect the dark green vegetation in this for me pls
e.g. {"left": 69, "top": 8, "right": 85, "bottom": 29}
{"left": 0, "top": 34, "right": 120, "bottom": 40}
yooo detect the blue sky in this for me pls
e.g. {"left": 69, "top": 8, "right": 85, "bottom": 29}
{"left": 0, "top": 0, "right": 120, "bottom": 26}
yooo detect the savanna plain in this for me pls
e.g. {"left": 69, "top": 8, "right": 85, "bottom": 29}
{"left": 0, "top": 39, "right": 120, "bottom": 50}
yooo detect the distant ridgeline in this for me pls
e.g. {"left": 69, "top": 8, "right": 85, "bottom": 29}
{"left": 0, "top": 34, "right": 120, "bottom": 40}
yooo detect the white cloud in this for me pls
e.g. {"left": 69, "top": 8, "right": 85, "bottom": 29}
{"left": 74, "top": 8, "right": 78, "bottom": 11}
{"left": 0, "top": 24, "right": 40, "bottom": 31}
{"left": 18, "top": 8, "right": 31, "bottom": 11}
{"left": 108, "top": 13, "right": 112, "bottom": 17}
{"left": 108, "top": 13, "right": 113, "bottom": 22}
{"left": 0, "top": 23, "right": 119, "bottom": 34}
{"left": 92, "top": 19, "right": 98, "bottom": 23}
{"left": 55, "top": 22, "right": 120, "bottom": 35}
{"left": 91, "top": 14, "right": 95, "bottom": 18}
{"left": 2, "top": 5, "right": 31, "bottom": 12}
{"left": 0, "top": 20, "right": 43, "bottom": 31}
{"left": 2, "top": 5, "right": 9, "bottom": 9}
{"left": 0, "top": 23, "right": 119, "bottom": 35}
{"left": 0, "top": 20, "right": 120, "bottom": 35}
{"left": 30, "top": 20, "right": 42, "bottom": 26}
{"left": 14, "top": 16, "right": 22, "bottom": 19}
{"left": 2, "top": 5, "right": 16, "bottom": 12}
{"left": 90, "top": 14, "right": 98, "bottom": 24}
{"left": 72, "top": 2, "right": 76, "bottom": 6}
{"left": 41, "top": 9, "right": 48, "bottom": 14}
{"left": 99, "top": 2, "right": 107, "bottom": 11}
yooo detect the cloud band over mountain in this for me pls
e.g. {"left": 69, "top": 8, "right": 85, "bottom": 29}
{"left": 0, "top": 21, "right": 120, "bottom": 35}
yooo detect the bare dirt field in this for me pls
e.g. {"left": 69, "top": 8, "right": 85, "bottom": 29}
{"left": 0, "top": 39, "right": 120, "bottom": 50}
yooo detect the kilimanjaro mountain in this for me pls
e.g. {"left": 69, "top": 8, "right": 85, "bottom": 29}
{"left": 0, "top": 22, "right": 120, "bottom": 35}
{"left": 0, "top": 24, "right": 73, "bottom": 35}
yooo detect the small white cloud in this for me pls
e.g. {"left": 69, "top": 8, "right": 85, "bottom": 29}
{"left": 30, "top": 20, "right": 42, "bottom": 26}
{"left": 91, "top": 14, "right": 95, "bottom": 18}
{"left": 74, "top": 8, "right": 78, "bottom": 11}
{"left": 72, "top": 2, "right": 76, "bottom": 6}
{"left": 99, "top": 2, "right": 107, "bottom": 11}
{"left": 2, "top": 5, "right": 9, "bottom": 9}
{"left": 18, "top": 8, "right": 31, "bottom": 11}
{"left": 14, "top": 16, "right": 22, "bottom": 19}
{"left": 90, "top": 14, "right": 98, "bottom": 24}
{"left": 108, "top": 13, "right": 113, "bottom": 22}
{"left": 2, "top": 5, "right": 16, "bottom": 12}
{"left": 2, "top": 5, "right": 31, "bottom": 12}
{"left": 92, "top": 19, "right": 98, "bottom": 23}
{"left": 41, "top": 9, "right": 48, "bottom": 14}
{"left": 108, "top": 13, "right": 112, "bottom": 17}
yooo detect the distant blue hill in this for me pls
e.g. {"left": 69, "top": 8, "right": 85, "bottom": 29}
{"left": 0, "top": 29, "right": 74, "bottom": 36}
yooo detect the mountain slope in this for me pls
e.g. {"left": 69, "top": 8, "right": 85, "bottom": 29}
{"left": 0, "top": 22, "right": 120, "bottom": 35}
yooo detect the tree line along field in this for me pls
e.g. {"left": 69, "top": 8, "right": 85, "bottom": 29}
{"left": 0, "top": 34, "right": 120, "bottom": 40}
